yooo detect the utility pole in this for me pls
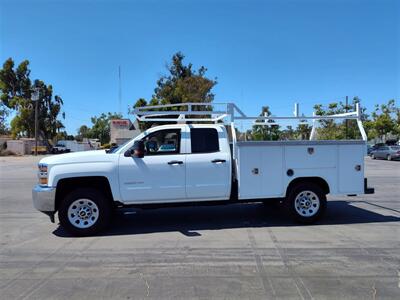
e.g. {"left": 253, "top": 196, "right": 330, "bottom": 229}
{"left": 118, "top": 66, "right": 122, "bottom": 116}
{"left": 31, "top": 87, "right": 40, "bottom": 156}
{"left": 345, "top": 96, "right": 348, "bottom": 139}
{"left": 35, "top": 100, "right": 38, "bottom": 155}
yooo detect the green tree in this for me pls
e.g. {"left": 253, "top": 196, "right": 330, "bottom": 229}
{"left": 75, "top": 125, "right": 91, "bottom": 141}
{"left": 295, "top": 123, "right": 312, "bottom": 140}
{"left": 130, "top": 52, "right": 217, "bottom": 129}
{"left": 0, "top": 102, "right": 9, "bottom": 134}
{"left": 55, "top": 130, "right": 74, "bottom": 141}
{"left": 77, "top": 113, "right": 122, "bottom": 145}
{"left": 280, "top": 125, "right": 295, "bottom": 140}
{"left": 367, "top": 99, "right": 398, "bottom": 141}
{"left": 0, "top": 58, "right": 65, "bottom": 139}
{"left": 251, "top": 106, "right": 280, "bottom": 140}
{"left": 313, "top": 97, "right": 367, "bottom": 140}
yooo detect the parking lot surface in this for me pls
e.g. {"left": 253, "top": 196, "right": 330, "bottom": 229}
{"left": 0, "top": 155, "right": 399, "bottom": 299}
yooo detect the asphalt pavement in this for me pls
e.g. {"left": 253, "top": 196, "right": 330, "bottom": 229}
{"left": 0, "top": 155, "right": 399, "bottom": 299}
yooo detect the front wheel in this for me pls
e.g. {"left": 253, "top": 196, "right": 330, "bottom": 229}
{"left": 59, "top": 188, "right": 111, "bottom": 236}
{"left": 387, "top": 155, "right": 392, "bottom": 161}
{"left": 285, "top": 183, "right": 326, "bottom": 224}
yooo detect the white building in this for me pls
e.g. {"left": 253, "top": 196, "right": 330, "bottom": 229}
{"left": 110, "top": 119, "right": 141, "bottom": 145}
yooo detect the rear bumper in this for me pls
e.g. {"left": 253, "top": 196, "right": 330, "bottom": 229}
{"left": 32, "top": 185, "right": 56, "bottom": 222}
{"left": 364, "top": 178, "right": 375, "bottom": 194}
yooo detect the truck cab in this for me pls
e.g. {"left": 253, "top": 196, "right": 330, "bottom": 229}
{"left": 117, "top": 124, "right": 232, "bottom": 204}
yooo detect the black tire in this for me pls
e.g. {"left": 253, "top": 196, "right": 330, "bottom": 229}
{"left": 372, "top": 154, "right": 376, "bottom": 159}
{"left": 59, "top": 188, "right": 111, "bottom": 236}
{"left": 284, "top": 182, "right": 327, "bottom": 224}
{"left": 387, "top": 155, "right": 392, "bottom": 161}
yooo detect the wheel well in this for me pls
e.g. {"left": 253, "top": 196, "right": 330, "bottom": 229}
{"left": 286, "top": 177, "right": 330, "bottom": 196}
{"left": 55, "top": 176, "right": 114, "bottom": 211}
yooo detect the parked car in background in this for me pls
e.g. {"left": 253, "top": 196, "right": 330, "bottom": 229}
{"left": 51, "top": 143, "right": 70, "bottom": 154}
{"left": 385, "top": 139, "right": 398, "bottom": 146}
{"left": 371, "top": 145, "right": 400, "bottom": 160}
{"left": 369, "top": 143, "right": 384, "bottom": 157}
{"left": 367, "top": 144, "right": 373, "bottom": 155}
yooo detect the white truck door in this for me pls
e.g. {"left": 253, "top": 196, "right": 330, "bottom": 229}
{"left": 185, "top": 127, "right": 231, "bottom": 201}
{"left": 118, "top": 128, "right": 186, "bottom": 203}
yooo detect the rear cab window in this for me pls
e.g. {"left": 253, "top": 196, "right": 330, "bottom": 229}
{"left": 190, "top": 128, "right": 219, "bottom": 153}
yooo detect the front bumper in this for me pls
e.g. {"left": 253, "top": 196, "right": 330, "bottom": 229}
{"left": 32, "top": 185, "right": 56, "bottom": 222}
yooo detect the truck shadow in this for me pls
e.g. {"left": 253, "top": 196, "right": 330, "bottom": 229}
{"left": 53, "top": 200, "right": 400, "bottom": 238}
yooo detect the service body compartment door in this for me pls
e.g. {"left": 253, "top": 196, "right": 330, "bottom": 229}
{"left": 285, "top": 145, "right": 336, "bottom": 168}
{"left": 338, "top": 144, "right": 364, "bottom": 194}
{"left": 237, "top": 145, "right": 284, "bottom": 199}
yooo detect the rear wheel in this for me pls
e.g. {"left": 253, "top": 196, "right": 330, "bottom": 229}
{"left": 59, "top": 188, "right": 111, "bottom": 236}
{"left": 372, "top": 154, "right": 376, "bottom": 159}
{"left": 387, "top": 154, "right": 392, "bottom": 161}
{"left": 285, "top": 183, "right": 326, "bottom": 224}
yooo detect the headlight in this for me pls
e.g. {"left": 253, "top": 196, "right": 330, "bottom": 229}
{"left": 38, "top": 164, "right": 48, "bottom": 186}
{"left": 39, "top": 164, "right": 47, "bottom": 173}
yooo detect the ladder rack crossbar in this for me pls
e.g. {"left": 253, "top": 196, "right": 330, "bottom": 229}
{"left": 238, "top": 115, "right": 359, "bottom": 121}
{"left": 137, "top": 110, "right": 228, "bottom": 116}
{"left": 131, "top": 102, "right": 366, "bottom": 141}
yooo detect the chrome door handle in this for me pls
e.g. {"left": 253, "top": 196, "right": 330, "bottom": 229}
{"left": 168, "top": 160, "right": 183, "bottom": 165}
{"left": 211, "top": 159, "right": 226, "bottom": 163}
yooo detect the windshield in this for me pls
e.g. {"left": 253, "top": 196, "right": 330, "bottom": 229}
{"left": 107, "top": 139, "right": 131, "bottom": 153}
{"left": 107, "top": 140, "right": 131, "bottom": 153}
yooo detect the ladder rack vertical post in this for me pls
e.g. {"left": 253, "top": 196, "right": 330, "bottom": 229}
{"left": 294, "top": 103, "right": 299, "bottom": 117}
{"left": 310, "top": 111, "right": 317, "bottom": 140}
{"left": 355, "top": 102, "right": 367, "bottom": 142}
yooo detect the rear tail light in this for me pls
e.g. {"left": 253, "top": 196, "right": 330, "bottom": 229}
{"left": 397, "top": 151, "right": 400, "bottom": 154}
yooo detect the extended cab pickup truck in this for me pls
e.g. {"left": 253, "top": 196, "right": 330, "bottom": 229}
{"left": 32, "top": 103, "right": 374, "bottom": 236}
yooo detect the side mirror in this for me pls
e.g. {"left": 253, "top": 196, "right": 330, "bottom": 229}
{"left": 124, "top": 140, "right": 145, "bottom": 158}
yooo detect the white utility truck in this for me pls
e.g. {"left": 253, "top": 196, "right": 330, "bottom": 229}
{"left": 32, "top": 103, "right": 374, "bottom": 236}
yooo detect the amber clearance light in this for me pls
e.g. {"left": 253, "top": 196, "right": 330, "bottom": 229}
{"left": 38, "top": 164, "right": 48, "bottom": 186}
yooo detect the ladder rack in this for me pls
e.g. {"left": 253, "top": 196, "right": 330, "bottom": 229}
{"left": 131, "top": 102, "right": 367, "bottom": 141}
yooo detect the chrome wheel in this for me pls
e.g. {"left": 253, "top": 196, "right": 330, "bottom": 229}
{"left": 294, "top": 190, "right": 320, "bottom": 217}
{"left": 67, "top": 199, "right": 99, "bottom": 229}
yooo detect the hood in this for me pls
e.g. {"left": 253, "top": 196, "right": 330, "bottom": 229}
{"left": 39, "top": 150, "right": 111, "bottom": 165}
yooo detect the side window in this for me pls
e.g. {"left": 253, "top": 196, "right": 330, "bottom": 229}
{"left": 191, "top": 128, "right": 219, "bottom": 153}
{"left": 142, "top": 129, "right": 181, "bottom": 155}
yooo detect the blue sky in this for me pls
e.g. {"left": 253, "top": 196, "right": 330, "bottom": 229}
{"left": 1, "top": 0, "right": 399, "bottom": 134}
